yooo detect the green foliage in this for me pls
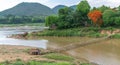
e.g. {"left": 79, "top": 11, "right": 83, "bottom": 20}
{"left": 97, "top": 5, "right": 110, "bottom": 13}
{"left": 46, "top": 0, "right": 91, "bottom": 29}
{"left": 45, "top": 15, "right": 58, "bottom": 26}
{"left": 2, "top": 1, "right": 120, "bottom": 28}
{"left": 45, "top": 0, "right": 92, "bottom": 29}
{"left": 29, "top": 27, "right": 110, "bottom": 38}
{"left": 103, "top": 9, "right": 120, "bottom": 27}
{"left": 75, "top": 0, "right": 91, "bottom": 26}
{"left": 12, "top": 61, "right": 24, "bottom": 65}
{"left": 70, "top": 5, "right": 77, "bottom": 10}
{"left": 1, "top": 61, "right": 72, "bottom": 65}
{"left": 46, "top": 7, "right": 73, "bottom": 29}
{"left": 76, "top": 0, "right": 90, "bottom": 15}
{"left": 118, "top": 6, "right": 120, "bottom": 11}
{"left": 58, "top": 7, "right": 73, "bottom": 16}
{"left": 103, "top": 10, "right": 115, "bottom": 26}
{"left": 0, "top": 15, "right": 45, "bottom": 24}
{"left": 53, "top": 5, "right": 77, "bottom": 14}
{"left": 72, "top": 12, "right": 83, "bottom": 27}
{"left": 43, "top": 53, "right": 74, "bottom": 61}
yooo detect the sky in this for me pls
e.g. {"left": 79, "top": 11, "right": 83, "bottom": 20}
{"left": 0, "top": 0, "right": 120, "bottom": 11}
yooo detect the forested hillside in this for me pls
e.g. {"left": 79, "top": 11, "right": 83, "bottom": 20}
{"left": 0, "top": 2, "right": 54, "bottom": 16}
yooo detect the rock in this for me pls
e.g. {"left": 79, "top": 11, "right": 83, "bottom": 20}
{"left": 23, "top": 32, "right": 28, "bottom": 37}
{"left": 29, "top": 48, "right": 41, "bottom": 55}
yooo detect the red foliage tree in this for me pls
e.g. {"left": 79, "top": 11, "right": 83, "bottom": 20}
{"left": 88, "top": 10, "right": 103, "bottom": 26}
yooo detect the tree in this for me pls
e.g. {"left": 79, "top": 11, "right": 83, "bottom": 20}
{"left": 117, "top": 6, "right": 120, "bottom": 11}
{"left": 45, "top": 15, "right": 58, "bottom": 27}
{"left": 57, "top": 7, "right": 74, "bottom": 29}
{"left": 58, "top": 7, "right": 73, "bottom": 20}
{"left": 103, "top": 9, "right": 120, "bottom": 27}
{"left": 72, "top": 12, "right": 82, "bottom": 27}
{"left": 76, "top": 0, "right": 90, "bottom": 15}
{"left": 88, "top": 10, "right": 103, "bottom": 26}
{"left": 103, "top": 10, "right": 116, "bottom": 26}
{"left": 75, "top": 0, "right": 91, "bottom": 26}
{"left": 114, "top": 17, "right": 120, "bottom": 26}
{"left": 97, "top": 5, "right": 110, "bottom": 13}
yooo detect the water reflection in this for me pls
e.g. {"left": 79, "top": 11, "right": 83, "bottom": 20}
{"left": 0, "top": 28, "right": 47, "bottom": 49}
{"left": 40, "top": 37, "right": 120, "bottom": 65}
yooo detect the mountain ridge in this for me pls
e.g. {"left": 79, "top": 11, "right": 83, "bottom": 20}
{"left": 0, "top": 2, "right": 55, "bottom": 16}
{"left": 0, "top": 2, "right": 77, "bottom": 16}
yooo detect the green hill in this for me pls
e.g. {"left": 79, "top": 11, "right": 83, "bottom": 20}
{"left": 52, "top": 5, "right": 77, "bottom": 14}
{"left": 0, "top": 2, "right": 55, "bottom": 16}
{"left": 52, "top": 5, "right": 67, "bottom": 14}
{"left": 70, "top": 5, "right": 77, "bottom": 10}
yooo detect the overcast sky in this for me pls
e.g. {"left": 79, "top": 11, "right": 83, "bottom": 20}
{"left": 0, "top": 0, "right": 119, "bottom": 11}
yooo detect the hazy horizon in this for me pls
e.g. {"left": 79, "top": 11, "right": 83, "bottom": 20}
{"left": 0, "top": 0, "right": 120, "bottom": 11}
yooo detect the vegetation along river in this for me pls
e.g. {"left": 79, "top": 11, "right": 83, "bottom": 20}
{"left": 0, "top": 26, "right": 120, "bottom": 65}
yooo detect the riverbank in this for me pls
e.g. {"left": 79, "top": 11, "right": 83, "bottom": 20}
{"left": 21, "top": 27, "right": 120, "bottom": 39}
{"left": 0, "top": 45, "right": 98, "bottom": 65}
{"left": 7, "top": 27, "right": 120, "bottom": 65}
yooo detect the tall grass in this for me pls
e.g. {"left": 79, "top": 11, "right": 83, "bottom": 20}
{"left": 29, "top": 27, "right": 108, "bottom": 38}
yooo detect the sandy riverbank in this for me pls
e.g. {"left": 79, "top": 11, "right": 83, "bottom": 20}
{"left": 0, "top": 45, "right": 49, "bottom": 62}
{"left": 0, "top": 45, "right": 91, "bottom": 64}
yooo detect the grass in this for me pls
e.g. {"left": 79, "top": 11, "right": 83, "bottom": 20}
{"left": 0, "top": 60, "right": 73, "bottom": 65}
{"left": 27, "top": 61, "right": 72, "bottom": 65}
{"left": 0, "top": 60, "right": 93, "bottom": 65}
{"left": 43, "top": 53, "right": 74, "bottom": 61}
{"left": 28, "top": 27, "right": 109, "bottom": 38}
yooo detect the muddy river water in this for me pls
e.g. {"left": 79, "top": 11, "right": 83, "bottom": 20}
{"left": 0, "top": 27, "right": 120, "bottom": 65}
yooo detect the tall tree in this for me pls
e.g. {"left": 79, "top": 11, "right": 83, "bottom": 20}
{"left": 45, "top": 15, "right": 58, "bottom": 27}
{"left": 103, "top": 10, "right": 116, "bottom": 26}
{"left": 57, "top": 7, "right": 74, "bottom": 29}
{"left": 75, "top": 0, "right": 91, "bottom": 26}
{"left": 76, "top": 0, "right": 90, "bottom": 15}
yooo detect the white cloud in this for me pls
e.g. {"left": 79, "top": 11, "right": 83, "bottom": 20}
{"left": 88, "top": 0, "right": 120, "bottom": 8}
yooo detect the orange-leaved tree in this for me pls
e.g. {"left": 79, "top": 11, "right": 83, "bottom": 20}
{"left": 88, "top": 10, "right": 103, "bottom": 27}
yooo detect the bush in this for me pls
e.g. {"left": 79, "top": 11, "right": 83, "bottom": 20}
{"left": 111, "top": 34, "right": 120, "bottom": 39}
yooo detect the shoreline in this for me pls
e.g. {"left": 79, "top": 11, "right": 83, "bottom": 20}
{"left": 0, "top": 45, "right": 97, "bottom": 65}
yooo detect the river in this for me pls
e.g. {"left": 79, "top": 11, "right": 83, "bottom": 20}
{"left": 0, "top": 26, "right": 120, "bottom": 65}
{"left": 0, "top": 26, "right": 47, "bottom": 49}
